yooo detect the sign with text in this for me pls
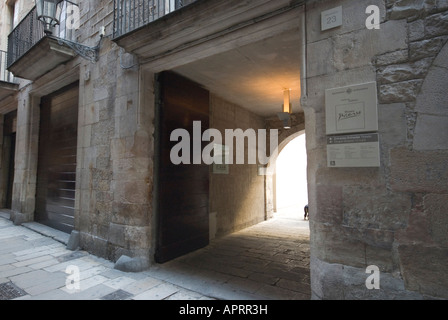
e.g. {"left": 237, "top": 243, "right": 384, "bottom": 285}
{"left": 325, "top": 82, "right": 378, "bottom": 135}
{"left": 327, "top": 133, "right": 380, "bottom": 167}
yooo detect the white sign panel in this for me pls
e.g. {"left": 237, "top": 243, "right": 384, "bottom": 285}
{"left": 327, "top": 133, "right": 380, "bottom": 168}
{"left": 212, "top": 144, "right": 229, "bottom": 174}
{"left": 325, "top": 82, "right": 378, "bottom": 135}
{"left": 321, "top": 6, "right": 342, "bottom": 31}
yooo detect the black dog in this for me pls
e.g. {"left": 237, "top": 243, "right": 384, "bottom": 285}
{"left": 304, "top": 204, "right": 309, "bottom": 220}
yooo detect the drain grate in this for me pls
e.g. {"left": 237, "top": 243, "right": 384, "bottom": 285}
{"left": 101, "top": 289, "right": 133, "bottom": 300}
{"left": 0, "top": 282, "right": 28, "bottom": 300}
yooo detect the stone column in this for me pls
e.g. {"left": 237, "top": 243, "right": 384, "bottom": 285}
{"left": 76, "top": 41, "right": 155, "bottom": 269}
{"left": 10, "top": 91, "right": 40, "bottom": 225}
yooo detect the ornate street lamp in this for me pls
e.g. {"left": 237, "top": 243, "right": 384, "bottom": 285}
{"left": 35, "top": 0, "right": 63, "bottom": 35}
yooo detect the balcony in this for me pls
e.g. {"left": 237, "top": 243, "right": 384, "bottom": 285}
{"left": 113, "top": 0, "right": 197, "bottom": 38}
{"left": 113, "top": 0, "right": 305, "bottom": 119}
{"left": 7, "top": 3, "right": 77, "bottom": 81}
{"left": 0, "top": 50, "right": 18, "bottom": 101}
{"left": 113, "top": 0, "right": 304, "bottom": 72}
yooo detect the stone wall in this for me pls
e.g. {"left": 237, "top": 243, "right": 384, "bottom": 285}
{"left": 0, "top": 2, "right": 11, "bottom": 51}
{"left": 305, "top": 0, "right": 448, "bottom": 299}
{"left": 0, "top": 0, "right": 34, "bottom": 50}
{"left": 382, "top": 0, "right": 448, "bottom": 299}
{"left": 210, "top": 94, "right": 266, "bottom": 237}
{"left": 5, "top": 0, "right": 154, "bottom": 264}
{"left": 2, "top": 0, "right": 447, "bottom": 296}
{"left": 77, "top": 39, "right": 153, "bottom": 263}
{"left": 72, "top": 0, "right": 154, "bottom": 263}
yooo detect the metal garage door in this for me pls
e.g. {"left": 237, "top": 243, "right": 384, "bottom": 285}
{"left": 35, "top": 82, "right": 79, "bottom": 234}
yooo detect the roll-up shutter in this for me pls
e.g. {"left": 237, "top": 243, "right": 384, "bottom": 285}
{"left": 35, "top": 82, "right": 79, "bottom": 234}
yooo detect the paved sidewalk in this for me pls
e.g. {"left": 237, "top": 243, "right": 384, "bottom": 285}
{"left": 0, "top": 210, "right": 310, "bottom": 300}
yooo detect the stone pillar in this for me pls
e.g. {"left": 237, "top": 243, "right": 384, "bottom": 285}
{"left": 76, "top": 39, "right": 155, "bottom": 268}
{"left": 10, "top": 91, "right": 39, "bottom": 225}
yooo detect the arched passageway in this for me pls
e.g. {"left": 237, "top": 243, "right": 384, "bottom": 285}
{"left": 275, "top": 133, "right": 308, "bottom": 220}
{"left": 149, "top": 130, "right": 312, "bottom": 300}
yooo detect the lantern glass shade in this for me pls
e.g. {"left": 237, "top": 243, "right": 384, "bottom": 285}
{"left": 277, "top": 89, "right": 292, "bottom": 129}
{"left": 35, "top": 0, "right": 62, "bottom": 32}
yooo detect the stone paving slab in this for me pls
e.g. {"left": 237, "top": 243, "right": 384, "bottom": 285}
{"left": 12, "top": 254, "right": 56, "bottom": 268}
{"left": 121, "top": 277, "right": 163, "bottom": 295}
{"left": 0, "top": 211, "right": 310, "bottom": 300}
{"left": 133, "top": 283, "right": 181, "bottom": 300}
{"left": 25, "top": 273, "right": 67, "bottom": 296}
{"left": 0, "top": 266, "right": 33, "bottom": 279}
{"left": 22, "top": 222, "right": 70, "bottom": 244}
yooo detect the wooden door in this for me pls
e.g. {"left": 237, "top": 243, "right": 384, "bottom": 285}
{"left": 35, "top": 82, "right": 79, "bottom": 234}
{"left": 155, "top": 71, "right": 210, "bottom": 263}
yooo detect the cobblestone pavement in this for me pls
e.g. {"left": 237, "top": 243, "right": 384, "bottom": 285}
{"left": 0, "top": 210, "right": 310, "bottom": 300}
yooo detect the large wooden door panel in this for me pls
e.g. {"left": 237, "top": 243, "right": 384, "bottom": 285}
{"left": 156, "top": 71, "right": 210, "bottom": 263}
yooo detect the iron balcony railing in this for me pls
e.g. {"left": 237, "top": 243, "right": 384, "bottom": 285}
{"left": 0, "top": 50, "right": 16, "bottom": 83}
{"left": 7, "top": 2, "right": 77, "bottom": 69}
{"left": 113, "top": 0, "right": 197, "bottom": 38}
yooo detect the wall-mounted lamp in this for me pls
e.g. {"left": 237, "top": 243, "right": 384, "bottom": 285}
{"left": 277, "top": 89, "right": 292, "bottom": 129}
{"left": 283, "top": 88, "right": 292, "bottom": 114}
{"left": 35, "top": 0, "right": 102, "bottom": 63}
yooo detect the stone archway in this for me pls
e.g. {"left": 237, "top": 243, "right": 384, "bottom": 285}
{"left": 265, "top": 120, "right": 306, "bottom": 220}
{"left": 392, "top": 41, "right": 448, "bottom": 298}
{"left": 413, "top": 42, "right": 448, "bottom": 151}
{"left": 275, "top": 131, "right": 308, "bottom": 219}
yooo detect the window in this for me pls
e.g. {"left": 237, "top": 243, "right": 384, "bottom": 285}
{"left": 6, "top": 0, "right": 17, "bottom": 30}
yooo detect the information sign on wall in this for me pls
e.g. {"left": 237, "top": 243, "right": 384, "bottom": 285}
{"left": 325, "top": 82, "right": 378, "bottom": 135}
{"left": 327, "top": 133, "right": 380, "bottom": 167}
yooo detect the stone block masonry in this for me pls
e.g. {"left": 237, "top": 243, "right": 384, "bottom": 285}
{"left": 209, "top": 94, "right": 266, "bottom": 237}
{"left": 306, "top": 0, "right": 448, "bottom": 299}
{"left": 76, "top": 38, "right": 154, "bottom": 265}
{"left": 2, "top": 0, "right": 155, "bottom": 268}
{"left": 2, "top": 0, "right": 448, "bottom": 300}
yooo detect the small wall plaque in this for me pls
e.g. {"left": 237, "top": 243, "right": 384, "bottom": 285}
{"left": 321, "top": 6, "right": 343, "bottom": 31}
{"left": 212, "top": 144, "right": 229, "bottom": 174}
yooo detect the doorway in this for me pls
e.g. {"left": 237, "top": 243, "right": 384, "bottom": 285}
{"left": 35, "top": 82, "right": 79, "bottom": 234}
{"left": 2, "top": 110, "right": 17, "bottom": 209}
{"left": 155, "top": 71, "right": 210, "bottom": 263}
{"left": 275, "top": 133, "right": 308, "bottom": 221}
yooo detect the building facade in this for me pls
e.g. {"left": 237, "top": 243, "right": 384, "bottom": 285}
{"left": 0, "top": 0, "right": 447, "bottom": 299}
